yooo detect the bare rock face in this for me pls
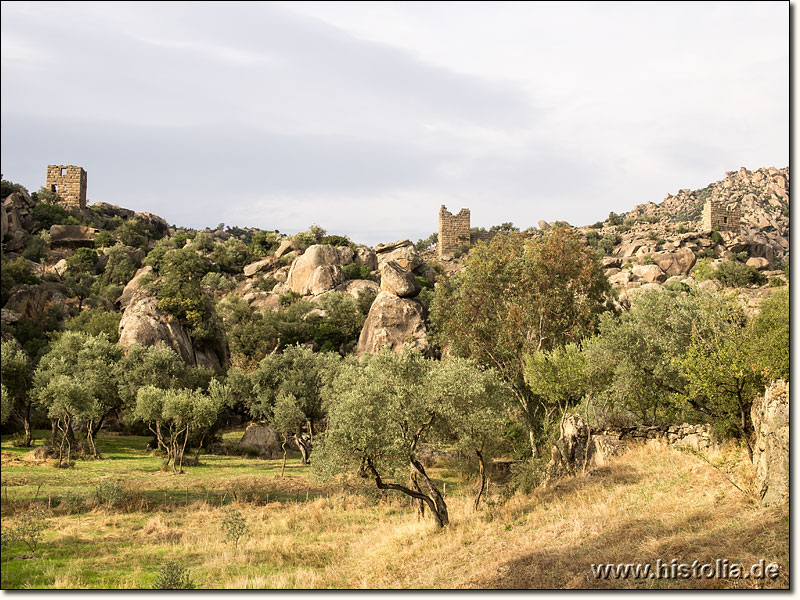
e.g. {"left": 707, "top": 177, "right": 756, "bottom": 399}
{"left": 287, "top": 244, "right": 344, "bottom": 296}
{"left": 243, "top": 257, "right": 276, "bottom": 277}
{"left": 652, "top": 247, "right": 697, "bottom": 277}
{"left": 337, "top": 279, "right": 380, "bottom": 300}
{"left": 49, "top": 225, "right": 97, "bottom": 249}
{"left": 413, "top": 263, "right": 439, "bottom": 286}
{"left": 374, "top": 239, "right": 422, "bottom": 271}
{"left": 608, "top": 270, "right": 632, "bottom": 286}
{"left": 751, "top": 380, "right": 789, "bottom": 507}
{"left": 274, "top": 239, "right": 296, "bottom": 259}
{"left": 632, "top": 263, "right": 666, "bottom": 283}
{"left": 380, "top": 261, "right": 421, "bottom": 298}
{"left": 4, "top": 282, "right": 71, "bottom": 322}
{"left": 337, "top": 246, "right": 355, "bottom": 265}
{"left": 356, "top": 291, "right": 429, "bottom": 357}
{"left": 538, "top": 220, "right": 551, "bottom": 231}
{"left": 354, "top": 246, "right": 378, "bottom": 270}
{"left": 118, "top": 292, "right": 222, "bottom": 371}
{"left": 242, "top": 291, "right": 280, "bottom": 311}
{"left": 238, "top": 422, "right": 283, "bottom": 458}
{"left": 746, "top": 256, "right": 770, "bottom": 270}
{"left": 117, "top": 266, "right": 153, "bottom": 310}
{"left": 2, "top": 190, "right": 36, "bottom": 251}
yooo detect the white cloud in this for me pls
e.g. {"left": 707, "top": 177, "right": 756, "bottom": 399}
{"left": 0, "top": 1, "right": 788, "bottom": 246}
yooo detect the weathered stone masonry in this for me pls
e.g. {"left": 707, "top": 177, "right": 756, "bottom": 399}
{"left": 46, "top": 165, "right": 87, "bottom": 209}
{"left": 702, "top": 198, "right": 740, "bottom": 233}
{"left": 438, "top": 205, "right": 471, "bottom": 257}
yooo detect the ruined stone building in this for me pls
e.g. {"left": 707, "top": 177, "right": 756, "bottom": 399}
{"left": 438, "top": 205, "right": 471, "bottom": 257}
{"left": 46, "top": 165, "right": 87, "bottom": 209}
{"left": 702, "top": 198, "right": 740, "bottom": 233}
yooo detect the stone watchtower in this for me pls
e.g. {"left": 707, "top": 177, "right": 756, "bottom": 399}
{"left": 702, "top": 199, "right": 740, "bottom": 233}
{"left": 438, "top": 205, "right": 470, "bottom": 257}
{"left": 46, "top": 165, "right": 87, "bottom": 209}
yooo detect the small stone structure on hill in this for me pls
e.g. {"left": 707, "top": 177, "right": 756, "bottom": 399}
{"left": 702, "top": 198, "right": 740, "bottom": 233}
{"left": 438, "top": 205, "right": 471, "bottom": 257}
{"left": 46, "top": 165, "right": 87, "bottom": 209}
{"left": 438, "top": 205, "right": 500, "bottom": 257}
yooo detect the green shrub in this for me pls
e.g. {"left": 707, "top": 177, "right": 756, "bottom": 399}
{"left": 221, "top": 510, "right": 249, "bottom": 550}
{"left": 691, "top": 258, "right": 715, "bottom": 281}
{"left": 67, "top": 247, "right": 98, "bottom": 274}
{"left": 1, "top": 179, "right": 26, "bottom": 198}
{"left": 606, "top": 212, "right": 624, "bottom": 226}
{"left": 94, "top": 231, "right": 115, "bottom": 248}
{"left": 32, "top": 202, "right": 80, "bottom": 229}
{"left": 96, "top": 478, "right": 128, "bottom": 507}
{"left": 713, "top": 261, "right": 767, "bottom": 288}
{"left": 341, "top": 263, "right": 372, "bottom": 280}
{"left": 1, "top": 257, "right": 40, "bottom": 304}
{"left": 5, "top": 507, "right": 48, "bottom": 557}
{"left": 769, "top": 277, "right": 786, "bottom": 287}
{"left": 66, "top": 308, "right": 121, "bottom": 342}
{"left": 710, "top": 230, "right": 724, "bottom": 245}
{"left": 59, "top": 492, "right": 87, "bottom": 514}
{"left": 664, "top": 281, "right": 691, "bottom": 293}
{"left": 589, "top": 221, "right": 604, "bottom": 229}
{"left": 509, "top": 459, "right": 546, "bottom": 495}
{"left": 320, "top": 235, "right": 352, "bottom": 247}
{"left": 153, "top": 561, "right": 195, "bottom": 589}
{"left": 253, "top": 275, "right": 278, "bottom": 292}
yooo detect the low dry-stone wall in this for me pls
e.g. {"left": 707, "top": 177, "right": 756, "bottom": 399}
{"left": 543, "top": 415, "right": 715, "bottom": 484}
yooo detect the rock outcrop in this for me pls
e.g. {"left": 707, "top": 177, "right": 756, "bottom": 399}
{"left": 4, "top": 282, "right": 72, "bottom": 322}
{"left": 243, "top": 257, "right": 276, "bottom": 277}
{"left": 356, "top": 291, "right": 429, "bottom": 357}
{"left": 117, "top": 266, "right": 153, "bottom": 310}
{"left": 751, "top": 380, "right": 789, "bottom": 507}
{"left": 354, "top": 246, "right": 378, "bottom": 270}
{"left": 237, "top": 422, "right": 284, "bottom": 458}
{"left": 337, "top": 279, "right": 380, "bottom": 300}
{"left": 49, "top": 225, "right": 97, "bottom": 249}
{"left": 1, "top": 190, "right": 36, "bottom": 251}
{"left": 286, "top": 244, "right": 344, "bottom": 296}
{"left": 374, "top": 239, "right": 422, "bottom": 271}
{"left": 118, "top": 290, "right": 224, "bottom": 371}
{"left": 380, "top": 261, "right": 421, "bottom": 298}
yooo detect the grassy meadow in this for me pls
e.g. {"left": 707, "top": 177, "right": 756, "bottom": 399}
{"left": 0, "top": 431, "right": 788, "bottom": 589}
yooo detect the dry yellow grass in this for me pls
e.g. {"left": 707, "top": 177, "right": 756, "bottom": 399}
{"left": 2, "top": 442, "right": 788, "bottom": 589}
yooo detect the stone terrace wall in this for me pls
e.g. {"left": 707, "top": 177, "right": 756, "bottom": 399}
{"left": 702, "top": 199, "right": 740, "bottom": 232}
{"left": 438, "top": 205, "right": 470, "bottom": 257}
{"left": 46, "top": 165, "right": 87, "bottom": 209}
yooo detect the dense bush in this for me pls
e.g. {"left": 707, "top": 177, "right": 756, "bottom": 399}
{"left": 31, "top": 202, "right": 80, "bottom": 229}
{"left": 341, "top": 263, "right": 372, "bottom": 280}
{"left": 713, "top": 260, "right": 767, "bottom": 288}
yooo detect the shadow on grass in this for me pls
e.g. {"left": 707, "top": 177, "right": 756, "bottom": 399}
{"left": 476, "top": 499, "right": 788, "bottom": 589}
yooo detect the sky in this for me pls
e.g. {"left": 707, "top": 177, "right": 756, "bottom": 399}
{"left": 0, "top": 1, "right": 788, "bottom": 246}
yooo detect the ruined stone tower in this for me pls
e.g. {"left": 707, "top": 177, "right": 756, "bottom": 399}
{"left": 702, "top": 199, "right": 740, "bottom": 233}
{"left": 438, "top": 205, "right": 470, "bottom": 257}
{"left": 46, "top": 165, "right": 87, "bottom": 209}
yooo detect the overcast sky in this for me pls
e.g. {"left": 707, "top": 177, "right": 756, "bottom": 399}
{"left": 1, "top": 1, "right": 788, "bottom": 246}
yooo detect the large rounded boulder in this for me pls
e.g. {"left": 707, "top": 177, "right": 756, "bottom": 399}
{"left": 356, "top": 291, "right": 429, "bottom": 357}
{"left": 286, "top": 244, "right": 344, "bottom": 296}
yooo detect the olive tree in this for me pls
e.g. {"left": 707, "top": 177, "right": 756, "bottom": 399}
{"left": 315, "top": 351, "right": 450, "bottom": 527}
{"left": 32, "top": 332, "right": 122, "bottom": 458}
{"left": 35, "top": 375, "right": 92, "bottom": 466}
{"left": 249, "top": 345, "right": 341, "bottom": 463}
{"left": 271, "top": 392, "right": 306, "bottom": 477}
{"left": 0, "top": 340, "right": 34, "bottom": 445}
{"left": 134, "top": 386, "right": 222, "bottom": 472}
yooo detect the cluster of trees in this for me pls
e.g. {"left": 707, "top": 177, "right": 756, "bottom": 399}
{"left": 0, "top": 178, "right": 790, "bottom": 530}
